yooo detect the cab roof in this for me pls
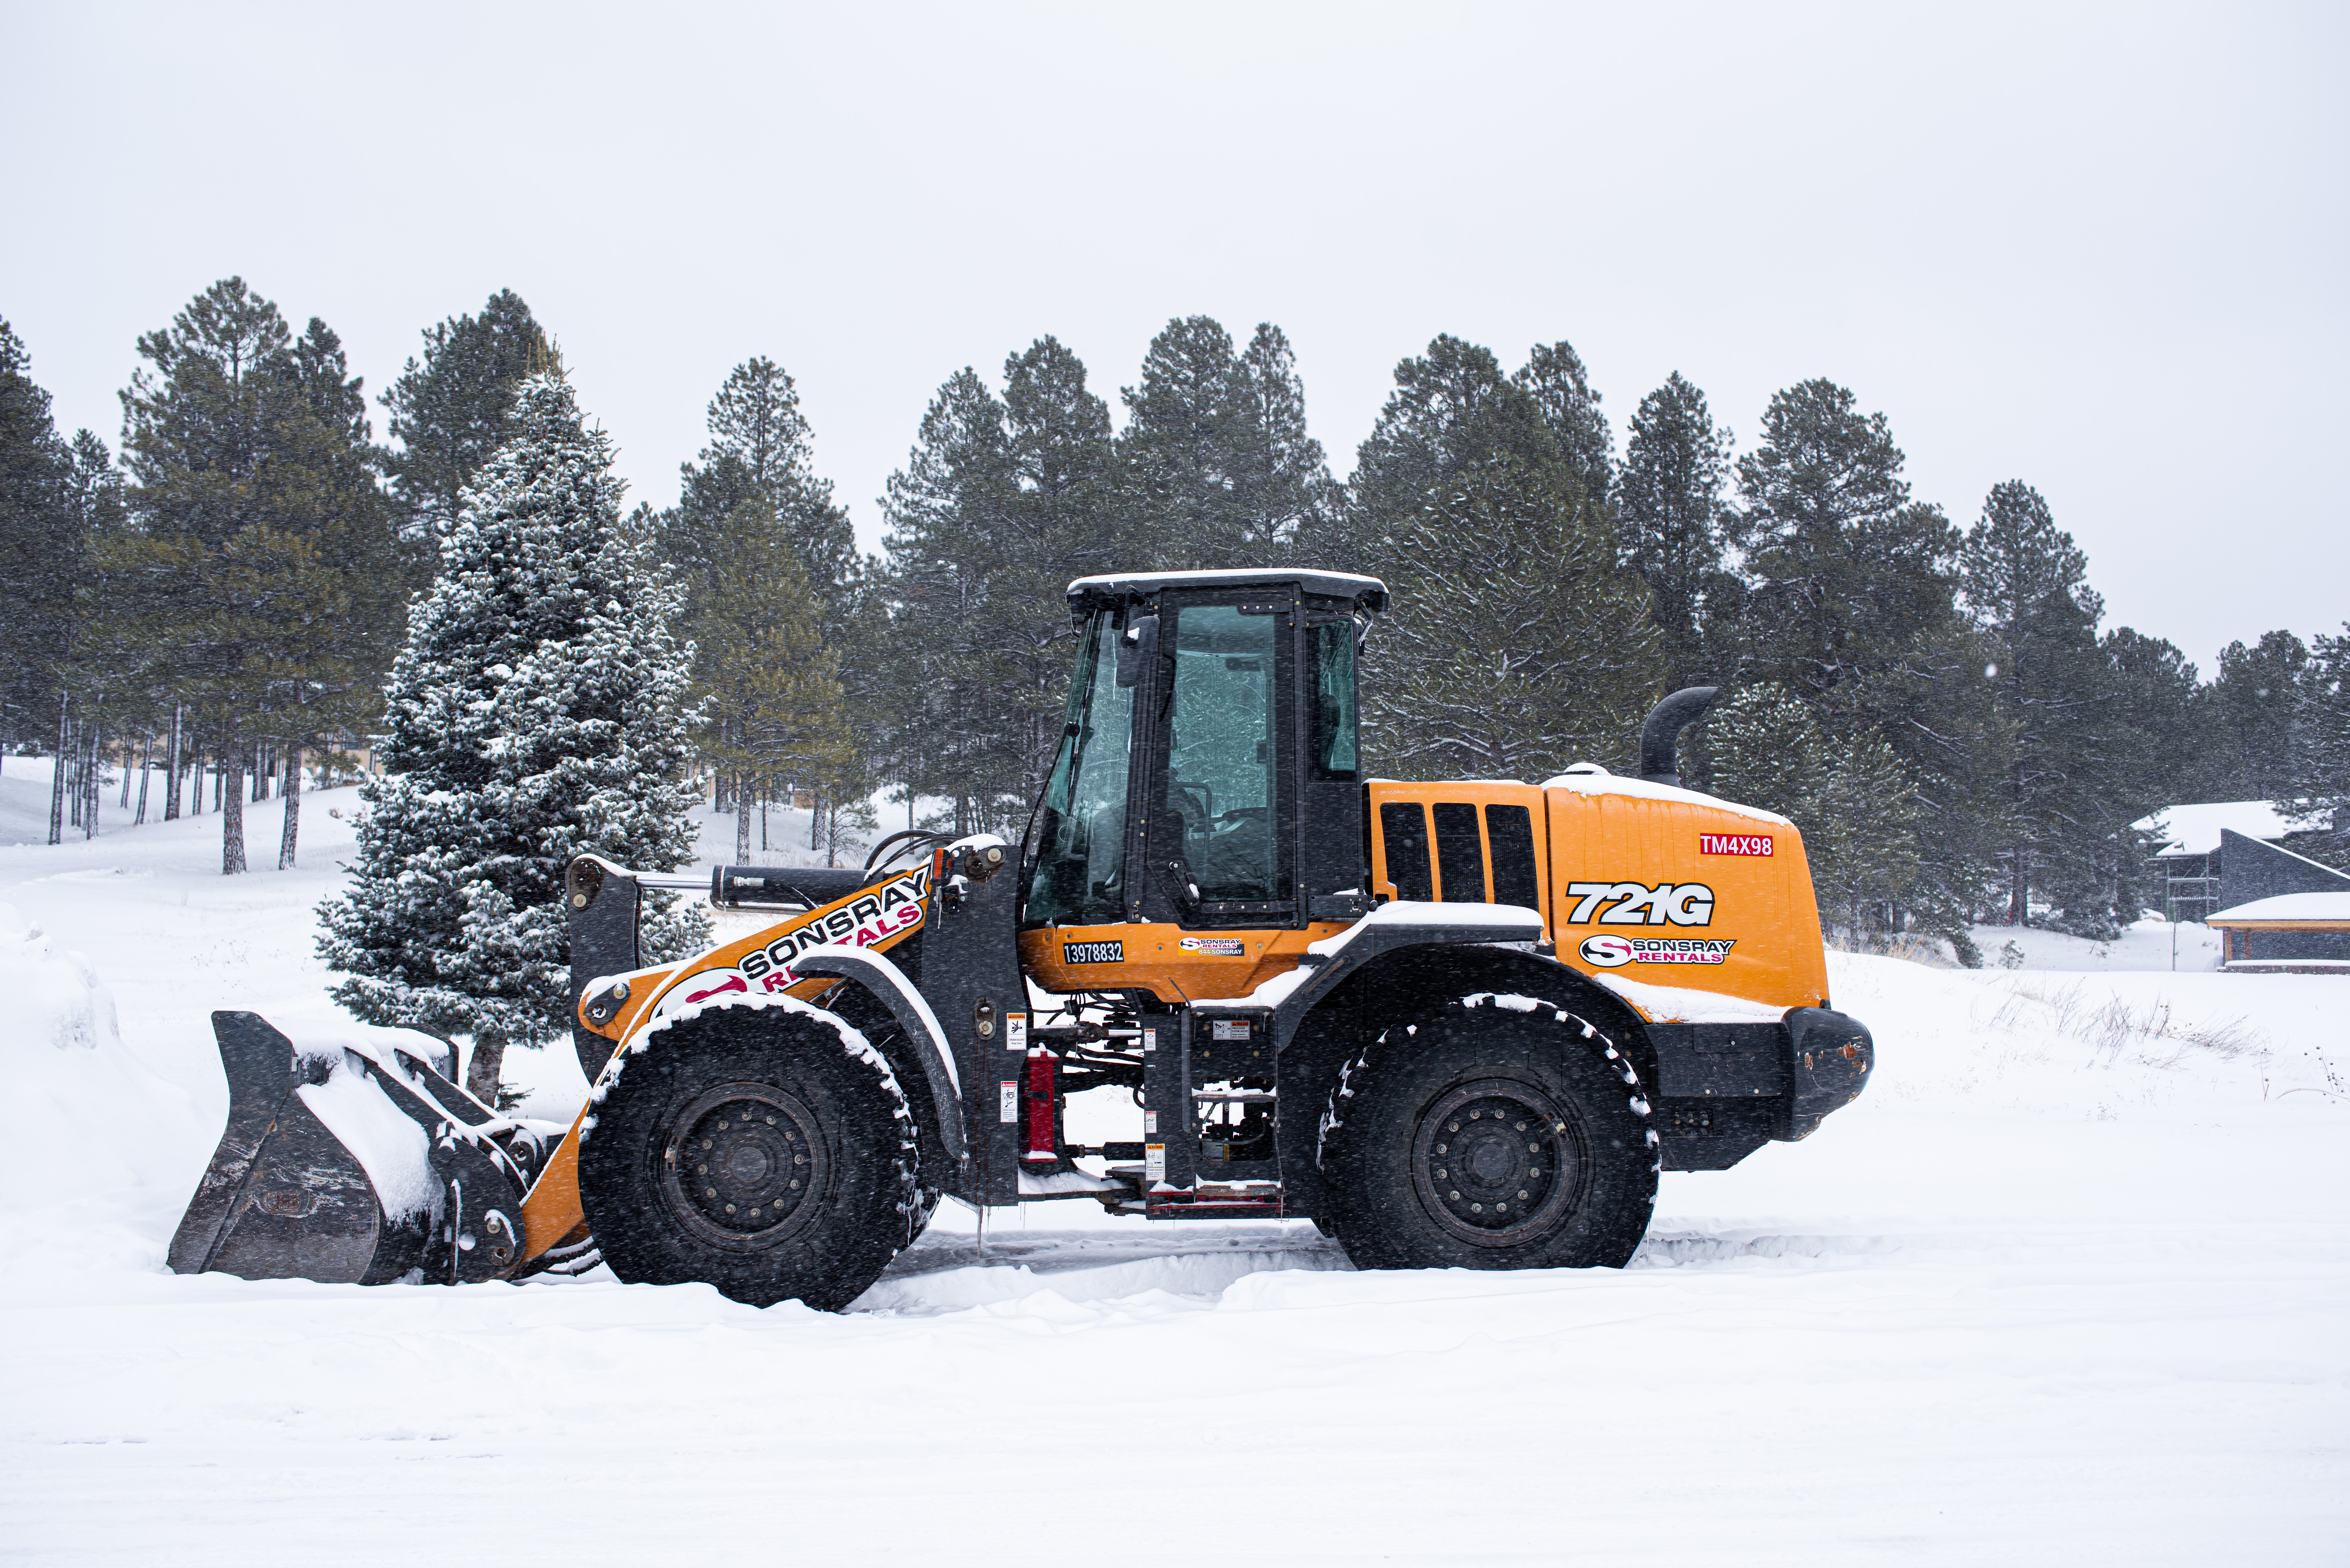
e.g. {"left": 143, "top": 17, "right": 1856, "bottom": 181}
{"left": 1065, "top": 567, "right": 1388, "bottom": 613}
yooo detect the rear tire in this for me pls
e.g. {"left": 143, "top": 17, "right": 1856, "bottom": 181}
{"left": 1317, "top": 999, "right": 1657, "bottom": 1272}
{"left": 578, "top": 999, "right": 920, "bottom": 1310}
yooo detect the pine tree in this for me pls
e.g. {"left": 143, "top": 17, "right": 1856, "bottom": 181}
{"left": 1365, "top": 453, "right": 1658, "bottom": 779}
{"left": 1615, "top": 372, "right": 1733, "bottom": 695}
{"left": 381, "top": 290, "right": 553, "bottom": 539}
{"left": 663, "top": 356, "right": 856, "bottom": 612}
{"left": 661, "top": 356, "right": 861, "bottom": 837}
{"left": 2102, "top": 625, "right": 2204, "bottom": 909}
{"left": 1721, "top": 379, "right": 1992, "bottom": 943}
{"left": 1727, "top": 379, "right": 1960, "bottom": 707}
{"left": 2278, "top": 625, "right": 2350, "bottom": 869}
{"left": 0, "top": 318, "right": 79, "bottom": 755}
{"left": 881, "top": 338, "right": 1121, "bottom": 828}
{"left": 1230, "top": 324, "right": 1333, "bottom": 560}
{"left": 691, "top": 500, "right": 855, "bottom": 862}
{"left": 1114, "top": 317, "right": 1332, "bottom": 568}
{"left": 1319, "top": 335, "right": 1576, "bottom": 580}
{"left": 1961, "top": 481, "right": 2129, "bottom": 935}
{"left": 2197, "top": 629, "right": 2308, "bottom": 800}
{"left": 110, "top": 281, "right": 405, "bottom": 873}
{"left": 1706, "top": 684, "right": 1925, "bottom": 947}
{"left": 318, "top": 373, "right": 702, "bottom": 1102}
{"left": 1512, "top": 340, "right": 1612, "bottom": 514}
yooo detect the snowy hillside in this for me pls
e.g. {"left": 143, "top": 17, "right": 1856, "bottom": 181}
{"left": 1, "top": 771, "right": 2343, "bottom": 1564}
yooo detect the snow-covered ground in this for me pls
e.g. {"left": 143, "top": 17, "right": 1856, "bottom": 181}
{"left": 2, "top": 756, "right": 2345, "bottom": 1564}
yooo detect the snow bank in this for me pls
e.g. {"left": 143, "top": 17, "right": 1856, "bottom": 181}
{"left": 0, "top": 899, "right": 122, "bottom": 1054}
{"left": 0, "top": 901, "right": 195, "bottom": 1278}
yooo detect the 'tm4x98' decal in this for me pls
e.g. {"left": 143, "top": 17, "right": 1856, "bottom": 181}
{"left": 1563, "top": 881, "right": 1715, "bottom": 927}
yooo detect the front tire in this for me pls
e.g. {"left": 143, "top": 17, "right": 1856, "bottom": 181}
{"left": 1317, "top": 999, "right": 1657, "bottom": 1271}
{"left": 579, "top": 999, "right": 920, "bottom": 1310}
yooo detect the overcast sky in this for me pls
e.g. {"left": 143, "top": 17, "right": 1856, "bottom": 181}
{"left": 6, "top": 2, "right": 2343, "bottom": 668}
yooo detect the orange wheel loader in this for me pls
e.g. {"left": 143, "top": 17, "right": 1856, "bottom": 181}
{"left": 169, "top": 568, "right": 1873, "bottom": 1308}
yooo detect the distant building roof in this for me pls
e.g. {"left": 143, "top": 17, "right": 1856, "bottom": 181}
{"left": 2208, "top": 891, "right": 2350, "bottom": 927}
{"left": 2134, "top": 799, "right": 2325, "bottom": 857}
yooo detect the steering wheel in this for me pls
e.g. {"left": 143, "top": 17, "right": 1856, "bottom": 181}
{"left": 1172, "top": 784, "right": 1214, "bottom": 828}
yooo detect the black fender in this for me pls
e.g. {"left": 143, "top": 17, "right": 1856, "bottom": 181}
{"left": 791, "top": 946, "right": 969, "bottom": 1174}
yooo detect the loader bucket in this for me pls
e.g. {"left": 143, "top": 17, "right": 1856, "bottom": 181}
{"left": 167, "top": 1012, "right": 529, "bottom": 1286}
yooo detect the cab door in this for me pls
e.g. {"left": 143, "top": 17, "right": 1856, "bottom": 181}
{"left": 1134, "top": 590, "right": 1299, "bottom": 929}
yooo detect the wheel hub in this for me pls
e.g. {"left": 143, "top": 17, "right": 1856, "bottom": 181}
{"left": 657, "top": 1082, "right": 826, "bottom": 1250}
{"left": 1411, "top": 1077, "right": 1581, "bottom": 1247}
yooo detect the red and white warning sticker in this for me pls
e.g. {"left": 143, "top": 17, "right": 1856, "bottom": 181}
{"left": 998, "top": 1081, "right": 1019, "bottom": 1123}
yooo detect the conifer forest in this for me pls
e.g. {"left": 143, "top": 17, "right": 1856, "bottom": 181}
{"left": 3, "top": 282, "right": 2344, "bottom": 965}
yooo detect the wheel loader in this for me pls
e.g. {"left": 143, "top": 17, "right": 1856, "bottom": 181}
{"left": 169, "top": 567, "right": 1874, "bottom": 1308}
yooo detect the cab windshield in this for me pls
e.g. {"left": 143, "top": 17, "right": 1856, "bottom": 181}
{"left": 1023, "top": 612, "right": 1133, "bottom": 926}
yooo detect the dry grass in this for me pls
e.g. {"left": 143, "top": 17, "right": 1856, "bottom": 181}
{"left": 1993, "top": 977, "right": 2264, "bottom": 1066}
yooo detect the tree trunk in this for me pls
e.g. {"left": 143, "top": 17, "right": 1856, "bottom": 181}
{"left": 278, "top": 743, "right": 301, "bottom": 869}
{"left": 51, "top": 700, "right": 69, "bottom": 846}
{"left": 83, "top": 726, "right": 99, "bottom": 839}
{"left": 120, "top": 737, "right": 133, "bottom": 808}
{"left": 163, "top": 705, "right": 182, "bottom": 821}
{"left": 135, "top": 734, "right": 152, "bottom": 825}
{"left": 466, "top": 1038, "right": 505, "bottom": 1105}
{"left": 2007, "top": 845, "right": 2028, "bottom": 925}
{"left": 736, "top": 781, "right": 752, "bottom": 864}
{"left": 222, "top": 749, "right": 247, "bottom": 874}
{"left": 809, "top": 793, "right": 822, "bottom": 851}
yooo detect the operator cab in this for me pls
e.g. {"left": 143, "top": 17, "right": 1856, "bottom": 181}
{"left": 1024, "top": 569, "right": 1389, "bottom": 945}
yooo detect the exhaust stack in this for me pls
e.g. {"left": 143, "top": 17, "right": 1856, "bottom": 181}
{"left": 1637, "top": 686, "right": 1720, "bottom": 788}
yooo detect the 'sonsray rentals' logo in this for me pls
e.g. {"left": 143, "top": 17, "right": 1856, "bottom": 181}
{"left": 655, "top": 865, "right": 932, "bottom": 1014}
{"left": 1578, "top": 934, "right": 1738, "bottom": 967}
{"left": 1178, "top": 936, "right": 1247, "bottom": 955}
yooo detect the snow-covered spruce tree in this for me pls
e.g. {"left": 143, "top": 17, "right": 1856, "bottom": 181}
{"left": 318, "top": 373, "right": 704, "bottom": 1102}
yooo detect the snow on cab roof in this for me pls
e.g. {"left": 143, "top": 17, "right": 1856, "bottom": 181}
{"left": 2207, "top": 891, "right": 2350, "bottom": 925}
{"left": 2133, "top": 799, "right": 2325, "bottom": 857}
{"left": 1066, "top": 568, "right": 1389, "bottom": 609}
